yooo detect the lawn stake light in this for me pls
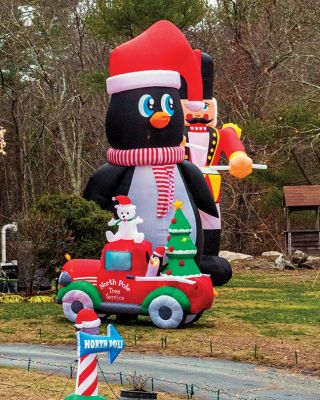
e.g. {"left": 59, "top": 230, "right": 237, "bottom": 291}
{"left": 65, "top": 309, "right": 125, "bottom": 400}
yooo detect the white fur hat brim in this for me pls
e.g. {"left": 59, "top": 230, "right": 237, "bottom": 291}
{"left": 75, "top": 319, "right": 101, "bottom": 329}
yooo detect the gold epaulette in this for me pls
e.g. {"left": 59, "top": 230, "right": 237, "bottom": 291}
{"left": 222, "top": 123, "right": 242, "bottom": 138}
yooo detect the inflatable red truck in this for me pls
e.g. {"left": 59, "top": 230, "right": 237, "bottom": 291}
{"left": 57, "top": 198, "right": 214, "bottom": 329}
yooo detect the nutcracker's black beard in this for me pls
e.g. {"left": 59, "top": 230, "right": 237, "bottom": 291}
{"left": 186, "top": 117, "right": 213, "bottom": 124}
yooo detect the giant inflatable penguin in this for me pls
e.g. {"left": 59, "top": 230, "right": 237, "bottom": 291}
{"left": 180, "top": 50, "right": 253, "bottom": 255}
{"left": 84, "top": 21, "right": 232, "bottom": 286}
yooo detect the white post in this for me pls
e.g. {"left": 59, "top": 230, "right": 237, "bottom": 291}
{"left": 1, "top": 223, "right": 18, "bottom": 265}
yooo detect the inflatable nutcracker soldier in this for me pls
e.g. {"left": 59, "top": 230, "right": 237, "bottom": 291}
{"left": 180, "top": 50, "right": 253, "bottom": 255}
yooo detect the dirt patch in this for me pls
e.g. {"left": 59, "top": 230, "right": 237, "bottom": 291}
{"left": 0, "top": 367, "right": 184, "bottom": 400}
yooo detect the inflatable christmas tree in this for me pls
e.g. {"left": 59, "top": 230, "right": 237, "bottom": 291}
{"left": 164, "top": 200, "right": 201, "bottom": 277}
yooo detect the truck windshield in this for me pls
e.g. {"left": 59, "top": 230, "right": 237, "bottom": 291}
{"left": 105, "top": 251, "right": 132, "bottom": 271}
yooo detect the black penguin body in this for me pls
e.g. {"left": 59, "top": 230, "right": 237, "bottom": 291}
{"left": 84, "top": 86, "right": 232, "bottom": 286}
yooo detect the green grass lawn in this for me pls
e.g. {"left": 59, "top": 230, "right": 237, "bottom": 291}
{"left": 0, "top": 269, "right": 319, "bottom": 371}
{"left": 214, "top": 271, "right": 320, "bottom": 338}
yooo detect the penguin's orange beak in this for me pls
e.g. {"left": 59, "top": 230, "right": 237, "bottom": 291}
{"left": 150, "top": 112, "right": 170, "bottom": 129}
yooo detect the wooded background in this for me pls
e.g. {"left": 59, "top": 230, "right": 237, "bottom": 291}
{"left": 1, "top": 0, "right": 319, "bottom": 255}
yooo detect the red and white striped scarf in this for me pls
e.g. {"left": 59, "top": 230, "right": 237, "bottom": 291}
{"left": 107, "top": 146, "right": 185, "bottom": 217}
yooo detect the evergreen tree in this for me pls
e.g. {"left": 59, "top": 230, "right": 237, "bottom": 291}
{"left": 86, "top": 0, "right": 209, "bottom": 40}
{"left": 163, "top": 200, "right": 201, "bottom": 277}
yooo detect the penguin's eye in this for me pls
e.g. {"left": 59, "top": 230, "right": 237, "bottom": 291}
{"left": 203, "top": 102, "right": 209, "bottom": 111}
{"left": 161, "top": 94, "right": 174, "bottom": 116}
{"left": 138, "top": 95, "right": 155, "bottom": 118}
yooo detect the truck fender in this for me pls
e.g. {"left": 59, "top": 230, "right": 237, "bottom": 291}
{"left": 57, "top": 281, "right": 102, "bottom": 309}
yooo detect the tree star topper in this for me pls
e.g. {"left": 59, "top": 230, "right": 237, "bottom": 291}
{"left": 173, "top": 199, "right": 184, "bottom": 210}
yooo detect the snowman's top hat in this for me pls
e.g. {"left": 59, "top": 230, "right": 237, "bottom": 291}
{"left": 106, "top": 20, "right": 204, "bottom": 111}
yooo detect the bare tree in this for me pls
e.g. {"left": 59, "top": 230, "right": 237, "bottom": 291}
{"left": 0, "top": 0, "right": 107, "bottom": 216}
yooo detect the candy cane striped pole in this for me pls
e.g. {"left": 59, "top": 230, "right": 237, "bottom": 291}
{"left": 74, "top": 309, "right": 102, "bottom": 398}
{"left": 75, "top": 353, "right": 98, "bottom": 396}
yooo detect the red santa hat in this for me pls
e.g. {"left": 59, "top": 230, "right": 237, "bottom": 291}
{"left": 112, "top": 195, "right": 134, "bottom": 208}
{"left": 106, "top": 20, "right": 204, "bottom": 111}
{"left": 153, "top": 246, "right": 166, "bottom": 258}
{"left": 75, "top": 309, "right": 101, "bottom": 329}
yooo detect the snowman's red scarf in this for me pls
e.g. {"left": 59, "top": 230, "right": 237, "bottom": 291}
{"left": 107, "top": 146, "right": 185, "bottom": 217}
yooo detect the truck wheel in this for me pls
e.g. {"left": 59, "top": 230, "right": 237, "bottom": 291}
{"left": 184, "top": 311, "right": 203, "bottom": 325}
{"left": 62, "top": 290, "right": 94, "bottom": 322}
{"left": 148, "top": 295, "right": 186, "bottom": 329}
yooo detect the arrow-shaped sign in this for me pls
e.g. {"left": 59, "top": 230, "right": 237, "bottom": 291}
{"left": 77, "top": 324, "right": 125, "bottom": 364}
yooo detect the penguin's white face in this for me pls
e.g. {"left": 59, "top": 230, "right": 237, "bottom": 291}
{"left": 115, "top": 205, "right": 136, "bottom": 220}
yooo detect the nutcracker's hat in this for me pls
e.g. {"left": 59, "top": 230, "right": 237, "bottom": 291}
{"left": 180, "top": 50, "right": 215, "bottom": 99}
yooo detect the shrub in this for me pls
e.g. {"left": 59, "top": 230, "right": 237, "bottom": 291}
{"left": 15, "top": 210, "right": 70, "bottom": 295}
{"left": 33, "top": 194, "right": 114, "bottom": 259}
{"left": 13, "top": 194, "right": 114, "bottom": 294}
{"left": 126, "top": 371, "right": 149, "bottom": 391}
